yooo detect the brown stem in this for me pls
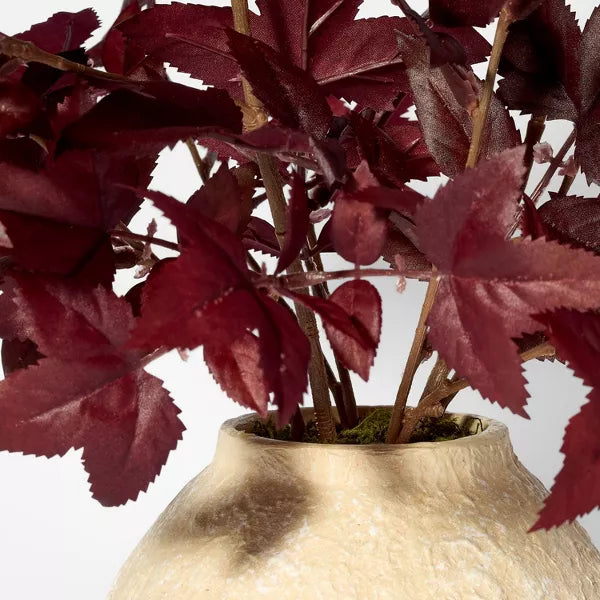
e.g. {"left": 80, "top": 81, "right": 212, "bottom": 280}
{"left": 308, "top": 225, "right": 359, "bottom": 428}
{"left": 398, "top": 342, "right": 556, "bottom": 443}
{"left": 0, "top": 34, "right": 130, "bottom": 83}
{"left": 558, "top": 173, "right": 575, "bottom": 196}
{"left": 418, "top": 357, "right": 450, "bottom": 403}
{"left": 324, "top": 357, "right": 349, "bottom": 429}
{"left": 465, "top": 8, "right": 512, "bottom": 168}
{"left": 386, "top": 274, "right": 440, "bottom": 443}
{"left": 109, "top": 230, "right": 179, "bottom": 252}
{"left": 232, "top": 0, "right": 335, "bottom": 442}
{"left": 260, "top": 267, "right": 428, "bottom": 291}
{"left": 389, "top": 9, "right": 513, "bottom": 443}
{"left": 290, "top": 406, "right": 306, "bottom": 442}
{"left": 185, "top": 139, "right": 211, "bottom": 183}
{"left": 522, "top": 114, "right": 547, "bottom": 190}
{"left": 530, "top": 130, "right": 576, "bottom": 204}
{"left": 508, "top": 129, "right": 576, "bottom": 238}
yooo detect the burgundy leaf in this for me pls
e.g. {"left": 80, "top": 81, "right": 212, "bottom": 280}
{"left": 15, "top": 9, "right": 100, "bottom": 54}
{"left": 130, "top": 191, "right": 309, "bottom": 424}
{"left": 203, "top": 332, "right": 269, "bottom": 417}
{"left": 276, "top": 173, "right": 311, "bottom": 274}
{"left": 498, "top": 0, "right": 580, "bottom": 121}
{"left": 0, "top": 150, "right": 150, "bottom": 283}
{"left": 226, "top": 29, "right": 332, "bottom": 139}
{"left": 186, "top": 164, "right": 251, "bottom": 234}
{"left": 59, "top": 82, "right": 242, "bottom": 157}
{"left": 397, "top": 32, "right": 520, "bottom": 176}
{"left": 325, "top": 280, "right": 382, "bottom": 380}
{"left": 119, "top": 3, "right": 488, "bottom": 111}
{"left": 0, "top": 276, "right": 184, "bottom": 506}
{"left": 538, "top": 193, "right": 600, "bottom": 254}
{"left": 243, "top": 217, "right": 281, "bottom": 258}
{"left": 532, "top": 310, "right": 600, "bottom": 529}
{"left": 418, "top": 147, "right": 600, "bottom": 412}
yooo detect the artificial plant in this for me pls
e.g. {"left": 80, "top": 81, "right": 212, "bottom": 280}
{"left": 0, "top": 0, "right": 599, "bottom": 532}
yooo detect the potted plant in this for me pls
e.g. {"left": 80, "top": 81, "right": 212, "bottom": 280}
{"left": 1, "top": 0, "right": 600, "bottom": 597}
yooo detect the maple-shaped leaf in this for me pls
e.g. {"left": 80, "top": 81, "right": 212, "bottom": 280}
{"left": 430, "top": 0, "right": 545, "bottom": 27}
{"left": 0, "top": 150, "right": 151, "bottom": 284}
{"left": 418, "top": 147, "right": 600, "bottom": 412}
{"left": 119, "top": 2, "right": 489, "bottom": 111}
{"left": 397, "top": 31, "right": 520, "bottom": 176}
{"left": 498, "top": 0, "right": 580, "bottom": 121}
{"left": 226, "top": 30, "right": 332, "bottom": 139}
{"left": 59, "top": 81, "right": 242, "bottom": 157}
{"left": 0, "top": 275, "right": 184, "bottom": 506}
{"left": 130, "top": 190, "right": 310, "bottom": 425}
{"left": 276, "top": 173, "right": 310, "bottom": 274}
{"left": 14, "top": 9, "right": 100, "bottom": 54}
{"left": 538, "top": 193, "right": 600, "bottom": 254}
{"left": 532, "top": 310, "right": 600, "bottom": 529}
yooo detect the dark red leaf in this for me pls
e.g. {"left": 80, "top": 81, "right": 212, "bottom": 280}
{"left": 226, "top": 29, "right": 332, "bottom": 139}
{"left": 120, "top": 3, "right": 488, "bottom": 111}
{"left": 397, "top": 31, "right": 520, "bottom": 176}
{"left": 130, "top": 191, "right": 309, "bottom": 425}
{"left": 418, "top": 147, "right": 600, "bottom": 412}
{"left": 0, "top": 150, "right": 150, "bottom": 283}
{"left": 0, "top": 276, "right": 184, "bottom": 506}
{"left": 538, "top": 193, "right": 600, "bottom": 254}
{"left": 276, "top": 173, "right": 311, "bottom": 274}
{"left": 186, "top": 164, "right": 251, "bottom": 235}
{"left": 324, "top": 280, "right": 382, "bottom": 380}
{"left": 532, "top": 311, "right": 600, "bottom": 529}
{"left": 498, "top": 0, "right": 580, "bottom": 121}
{"left": 204, "top": 332, "right": 269, "bottom": 417}
{"left": 243, "top": 217, "right": 281, "bottom": 258}
{"left": 59, "top": 82, "right": 242, "bottom": 157}
{"left": 15, "top": 9, "right": 100, "bottom": 54}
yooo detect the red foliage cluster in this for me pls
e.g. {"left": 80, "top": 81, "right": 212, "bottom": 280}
{"left": 0, "top": 0, "right": 600, "bottom": 532}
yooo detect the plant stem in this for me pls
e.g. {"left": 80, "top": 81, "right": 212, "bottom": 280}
{"left": 522, "top": 114, "right": 547, "bottom": 190}
{"left": 465, "top": 7, "right": 512, "bottom": 168}
{"left": 232, "top": 0, "right": 336, "bottom": 441}
{"left": 397, "top": 342, "right": 556, "bottom": 443}
{"left": 386, "top": 275, "right": 440, "bottom": 443}
{"left": 308, "top": 225, "right": 359, "bottom": 428}
{"left": 0, "top": 34, "right": 130, "bottom": 83}
{"left": 388, "top": 8, "right": 513, "bottom": 443}
{"left": 109, "top": 230, "right": 179, "bottom": 252}
{"left": 530, "top": 130, "right": 576, "bottom": 204}
{"left": 262, "top": 267, "right": 428, "bottom": 291}
{"left": 185, "top": 139, "right": 211, "bottom": 183}
{"left": 558, "top": 173, "right": 575, "bottom": 196}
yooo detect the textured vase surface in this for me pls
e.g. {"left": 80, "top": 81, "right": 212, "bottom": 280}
{"left": 109, "top": 409, "right": 600, "bottom": 599}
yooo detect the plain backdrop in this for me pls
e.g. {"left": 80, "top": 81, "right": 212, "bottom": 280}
{"left": 0, "top": 1, "right": 599, "bottom": 599}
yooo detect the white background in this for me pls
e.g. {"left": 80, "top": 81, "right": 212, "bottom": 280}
{"left": 0, "top": 1, "right": 599, "bottom": 599}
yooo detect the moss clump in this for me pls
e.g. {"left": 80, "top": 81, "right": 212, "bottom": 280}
{"left": 336, "top": 408, "right": 391, "bottom": 444}
{"left": 252, "top": 417, "right": 292, "bottom": 441}
{"left": 251, "top": 409, "right": 481, "bottom": 444}
{"left": 409, "top": 415, "right": 482, "bottom": 443}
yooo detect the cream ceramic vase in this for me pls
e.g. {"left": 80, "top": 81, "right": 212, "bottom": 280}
{"left": 109, "top": 408, "right": 600, "bottom": 599}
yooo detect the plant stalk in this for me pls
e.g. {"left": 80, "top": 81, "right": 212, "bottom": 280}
{"left": 232, "top": 0, "right": 336, "bottom": 441}
{"left": 465, "top": 7, "right": 512, "bottom": 168}
{"left": 522, "top": 114, "right": 547, "bottom": 190}
{"left": 388, "top": 7, "right": 513, "bottom": 443}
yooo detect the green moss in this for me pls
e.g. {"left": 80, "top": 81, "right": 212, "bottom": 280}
{"left": 251, "top": 409, "right": 481, "bottom": 445}
{"left": 409, "top": 415, "right": 483, "bottom": 443}
{"left": 336, "top": 408, "right": 391, "bottom": 444}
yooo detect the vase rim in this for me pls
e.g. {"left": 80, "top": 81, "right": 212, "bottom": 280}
{"left": 219, "top": 405, "right": 508, "bottom": 452}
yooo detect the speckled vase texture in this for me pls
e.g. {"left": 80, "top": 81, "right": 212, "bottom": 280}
{"left": 109, "top": 409, "right": 600, "bottom": 599}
